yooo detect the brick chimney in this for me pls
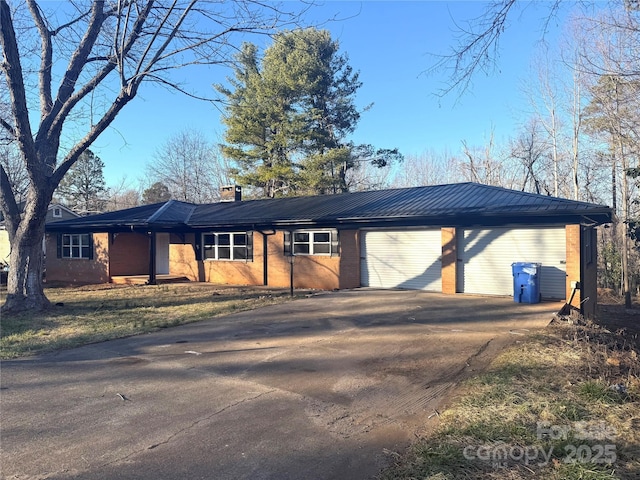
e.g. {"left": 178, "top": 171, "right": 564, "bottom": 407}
{"left": 220, "top": 185, "right": 242, "bottom": 202}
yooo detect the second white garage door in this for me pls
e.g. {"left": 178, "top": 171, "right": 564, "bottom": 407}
{"left": 457, "top": 227, "right": 567, "bottom": 299}
{"left": 361, "top": 229, "right": 442, "bottom": 291}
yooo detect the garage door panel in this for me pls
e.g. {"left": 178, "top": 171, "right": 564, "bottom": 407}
{"left": 458, "top": 227, "right": 566, "bottom": 299}
{"left": 361, "top": 230, "right": 442, "bottom": 291}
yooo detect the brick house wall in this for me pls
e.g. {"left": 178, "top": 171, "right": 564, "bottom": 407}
{"left": 441, "top": 227, "right": 457, "bottom": 295}
{"left": 581, "top": 226, "right": 598, "bottom": 319}
{"left": 45, "top": 233, "right": 109, "bottom": 284}
{"left": 565, "top": 224, "right": 582, "bottom": 308}
{"left": 109, "top": 233, "right": 149, "bottom": 276}
{"left": 43, "top": 224, "right": 599, "bottom": 319}
{"left": 261, "top": 230, "right": 360, "bottom": 290}
{"left": 166, "top": 229, "right": 353, "bottom": 290}
{"left": 169, "top": 233, "right": 201, "bottom": 281}
{"left": 338, "top": 230, "right": 360, "bottom": 289}
{"left": 203, "top": 232, "right": 265, "bottom": 286}
{"left": 565, "top": 224, "right": 598, "bottom": 318}
{"left": 168, "top": 232, "right": 265, "bottom": 285}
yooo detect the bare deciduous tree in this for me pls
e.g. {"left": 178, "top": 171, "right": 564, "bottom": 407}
{"left": 104, "top": 176, "right": 141, "bottom": 211}
{"left": 391, "top": 150, "right": 460, "bottom": 188}
{"left": 147, "top": 129, "right": 232, "bottom": 203}
{"left": 0, "top": 143, "right": 28, "bottom": 206}
{"left": 581, "top": 8, "right": 640, "bottom": 307}
{"left": 460, "top": 131, "right": 516, "bottom": 188}
{"left": 345, "top": 159, "right": 393, "bottom": 192}
{"left": 429, "top": 0, "right": 564, "bottom": 96}
{"left": 509, "top": 119, "right": 550, "bottom": 195}
{"left": 0, "top": 0, "right": 307, "bottom": 311}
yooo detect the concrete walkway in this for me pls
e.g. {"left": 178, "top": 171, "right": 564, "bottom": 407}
{"left": 1, "top": 290, "right": 560, "bottom": 479}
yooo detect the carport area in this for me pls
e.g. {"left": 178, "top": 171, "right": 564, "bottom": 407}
{"left": 1, "top": 290, "right": 561, "bottom": 479}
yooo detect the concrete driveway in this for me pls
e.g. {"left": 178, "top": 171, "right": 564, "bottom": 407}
{"left": 1, "top": 290, "right": 560, "bottom": 479}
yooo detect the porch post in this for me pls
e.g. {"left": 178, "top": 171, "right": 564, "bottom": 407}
{"left": 263, "top": 232, "right": 270, "bottom": 286}
{"left": 149, "top": 231, "right": 157, "bottom": 285}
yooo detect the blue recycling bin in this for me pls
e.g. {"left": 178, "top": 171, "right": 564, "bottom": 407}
{"left": 512, "top": 262, "right": 541, "bottom": 304}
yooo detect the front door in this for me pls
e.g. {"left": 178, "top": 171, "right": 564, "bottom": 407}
{"left": 155, "top": 233, "right": 170, "bottom": 275}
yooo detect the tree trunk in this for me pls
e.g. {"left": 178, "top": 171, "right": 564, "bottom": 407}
{"left": 619, "top": 146, "right": 631, "bottom": 309}
{"left": 2, "top": 211, "right": 50, "bottom": 312}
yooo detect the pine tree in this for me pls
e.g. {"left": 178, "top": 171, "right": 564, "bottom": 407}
{"left": 218, "top": 43, "right": 298, "bottom": 198}
{"left": 56, "top": 149, "right": 106, "bottom": 214}
{"left": 142, "top": 182, "right": 172, "bottom": 204}
{"left": 218, "top": 28, "right": 400, "bottom": 197}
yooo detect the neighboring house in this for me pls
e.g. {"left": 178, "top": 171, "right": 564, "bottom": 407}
{"left": 0, "top": 203, "right": 79, "bottom": 264}
{"left": 45, "top": 183, "right": 612, "bottom": 318}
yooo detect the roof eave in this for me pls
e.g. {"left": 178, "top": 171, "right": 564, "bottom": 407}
{"left": 184, "top": 209, "right": 613, "bottom": 231}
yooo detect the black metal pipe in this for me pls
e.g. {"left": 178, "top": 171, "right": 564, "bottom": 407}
{"left": 148, "top": 232, "right": 157, "bottom": 285}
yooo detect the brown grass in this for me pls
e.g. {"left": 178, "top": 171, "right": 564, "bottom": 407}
{"left": 0, "top": 283, "right": 301, "bottom": 359}
{"left": 380, "top": 316, "right": 640, "bottom": 480}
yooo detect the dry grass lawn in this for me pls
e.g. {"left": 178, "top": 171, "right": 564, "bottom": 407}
{"left": 380, "top": 307, "right": 640, "bottom": 480}
{"left": 0, "top": 283, "right": 299, "bottom": 359}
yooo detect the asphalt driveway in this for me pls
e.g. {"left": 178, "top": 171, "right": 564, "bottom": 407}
{"left": 1, "top": 290, "right": 560, "bottom": 479}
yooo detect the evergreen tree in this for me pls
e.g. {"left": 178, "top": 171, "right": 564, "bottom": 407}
{"left": 56, "top": 149, "right": 106, "bottom": 214}
{"left": 218, "top": 43, "right": 297, "bottom": 198}
{"left": 218, "top": 28, "right": 400, "bottom": 197}
{"left": 142, "top": 182, "right": 172, "bottom": 204}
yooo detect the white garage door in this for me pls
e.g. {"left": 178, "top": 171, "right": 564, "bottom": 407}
{"left": 361, "top": 229, "right": 442, "bottom": 291}
{"left": 457, "top": 227, "right": 566, "bottom": 299}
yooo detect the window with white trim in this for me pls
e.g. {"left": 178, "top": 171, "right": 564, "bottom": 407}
{"left": 286, "top": 230, "right": 337, "bottom": 256}
{"left": 202, "top": 232, "right": 252, "bottom": 261}
{"left": 61, "top": 234, "right": 92, "bottom": 259}
{"left": 52, "top": 207, "right": 62, "bottom": 218}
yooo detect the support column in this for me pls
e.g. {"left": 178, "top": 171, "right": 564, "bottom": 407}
{"left": 263, "top": 232, "right": 269, "bottom": 286}
{"left": 565, "top": 224, "right": 581, "bottom": 310}
{"left": 441, "top": 227, "right": 457, "bottom": 294}
{"left": 148, "top": 232, "right": 157, "bottom": 285}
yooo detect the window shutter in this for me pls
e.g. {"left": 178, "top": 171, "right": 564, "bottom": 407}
{"left": 56, "top": 234, "right": 62, "bottom": 258}
{"left": 247, "top": 231, "right": 253, "bottom": 262}
{"left": 194, "top": 234, "right": 203, "bottom": 261}
{"left": 330, "top": 230, "right": 340, "bottom": 257}
{"left": 88, "top": 234, "right": 94, "bottom": 260}
{"left": 284, "top": 231, "right": 291, "bottom": 256}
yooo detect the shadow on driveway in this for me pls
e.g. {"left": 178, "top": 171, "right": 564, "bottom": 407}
{"left": 1, "top": 289, "right": 560, "bottom": 480}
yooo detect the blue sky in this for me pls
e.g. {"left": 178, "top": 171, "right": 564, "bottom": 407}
{"left": 92, "top": 1, "right": 569, "bottom": 186}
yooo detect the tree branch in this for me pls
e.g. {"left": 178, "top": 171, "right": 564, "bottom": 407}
{"left": 134, "top": 0, "right": 198, "bottom": 82}
{"left": 26, "top": 0, "right": 53, "bottom": 117}
{"left": 49, "top": 0, "right": 155, "bottom": 142}
{"left": 51, "top": 86, "right": 136, "bottom": 186}
{"left": 0, "top": 162, "right": 20, "bottom": 242}
{"left": 36, "top": 0, "right": 107, "bottom": 154}
{"left": 0, "top": 117, "right": 16, "bottom": 139}
{"left": 0, "top": 0, "right": 37, "bottom": 176}
{"left": 428, "top": 0, "right": 517, "bottom": 97}
{"left": 428, "top": 0, "right": 565, "bottom": 97}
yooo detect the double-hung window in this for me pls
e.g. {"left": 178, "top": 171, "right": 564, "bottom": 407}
{"left": 286, "top": 230, "right": 338, "bottom": 256}
{"left": 202, "top": 232, "right": 252, "bottom": 261}
{"left": 59, "top": 234, "right": 92, "bottom": 259}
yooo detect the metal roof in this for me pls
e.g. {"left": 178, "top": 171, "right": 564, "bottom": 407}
{"left": 46, "top": 183, "right": 613, "bottom": 233}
